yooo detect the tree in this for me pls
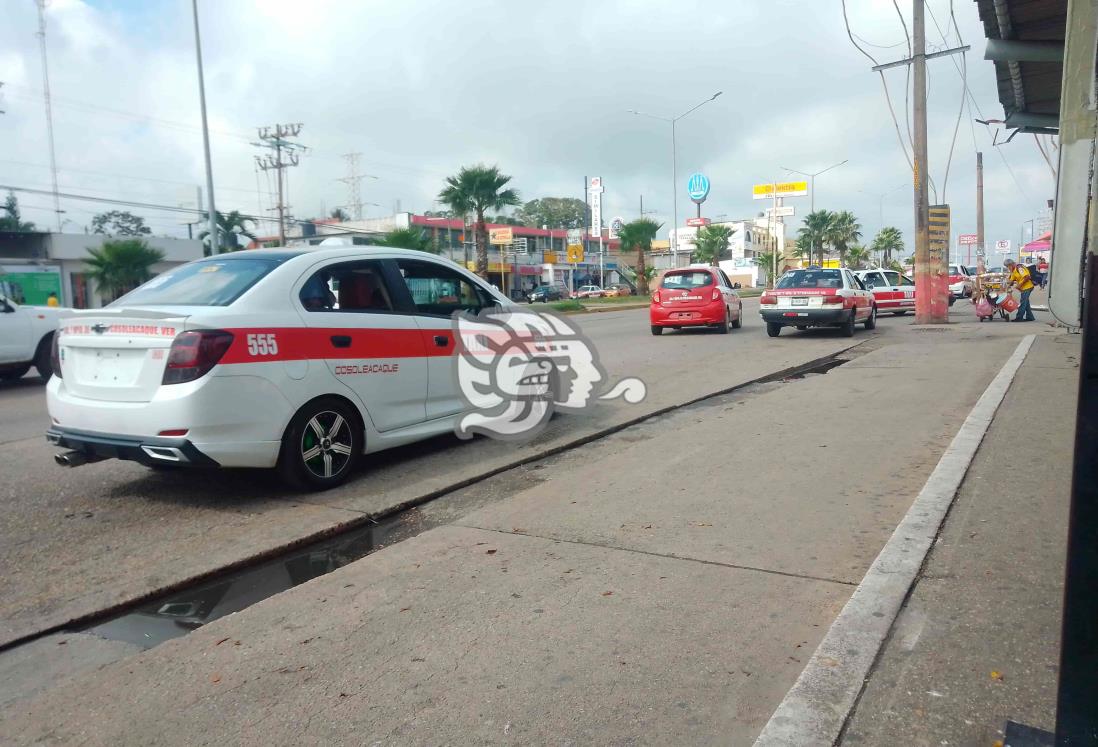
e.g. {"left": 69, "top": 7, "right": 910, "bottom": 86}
{"left": 490, "top": 215, "right": 524, "bottom": 226}
{"left": 378, "top": 227, "right": 438, "bottom": 253}
{"left": 797, "top": 210, "right": 834, "bottom": 266}
{"left": 0, "top": 191, "right": 35, "bottom": 232}
{"left": 871, "top": 226, "right": 904, "bottom": 265}
{"left": 827, "top": 211, "right": 862, "bottom": 267}
{"left": 845, "top": 245, "right": 872, "bottom": 269}
{"left": 198, "top": 210, "right": 258, "bottom": 256}
{"left": 85, "top": 238, "right": 164, "bottom": 303}
{"left": 754, "top": 251, "right": 779, "bottom": 287}
{"left": 330, "top": 208, "right": 350, "bottom": 221}
{"left": 515, "top": 197, "right": 587, "bottom": 229}
{"left": 91, "top": 210, "right": 151, "bottom": 236}
{"left": 438, "top": 165, "right": 520, "bottom": 278}
{"left": 692, "top": 224, "right": 735, "bottom": 266}
{"left": 616, "top": 218, "right": 662, "bottom": 295}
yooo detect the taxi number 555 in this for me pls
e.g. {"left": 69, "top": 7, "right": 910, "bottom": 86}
{"left": 246, "top": 333, "right": 279, "bottom": 356}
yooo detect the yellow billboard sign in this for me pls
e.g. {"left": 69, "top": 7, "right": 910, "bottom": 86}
{"left": 752, "top": 181, "right": 809, "bottom": 200}
{"left": 566, "top": 244, "right": 584, "bottom": 263}
{"left": 544, "top": 251, "right": 559, "bottom": 264}
{"left": 489, "top": 227, "right": 513, "bottom": 244}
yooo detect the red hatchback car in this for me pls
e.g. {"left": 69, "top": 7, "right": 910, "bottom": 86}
{"left": 650, "top": 267, "right": 743, "bottom": 335}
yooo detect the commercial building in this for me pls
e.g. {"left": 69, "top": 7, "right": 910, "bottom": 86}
{"left": 0, "top": 232, "right": 203, "bottom": 308}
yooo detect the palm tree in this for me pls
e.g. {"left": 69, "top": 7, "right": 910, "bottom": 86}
{"left": 754, "top": 251, "right": 779, "bottom": 287}
{"left": 845, "top": 245, "right": 872, "bottom": 269}
{"left": 616, "top": 218, "right": 662, "bottom": 295}
{"left": 378, "top": 227, "right": 437, "bottom": 253}
{"left": 827, "top": 211, "right": 862, "bottom": 267}
{"left": 871, "top": 226, "right": 905, "bottom": 265}
{"left": 438, "top": 165, "right": 520, "bottom": 278}
{"left": 198, "top": 210, "right": 258, "bottom": 255}
{"left": 85, "top": 238, "right": 165, "bottom": 303}
{"left": 797, "top": 210, "right": 834, "bottom": 266}
{"left": 0, "top": 191, "right": 35, "bottom": 232}
{"left": 692, "top": 224, "right": 735, "bottom": 266}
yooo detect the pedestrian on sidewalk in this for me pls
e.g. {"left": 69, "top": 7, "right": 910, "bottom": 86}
{"left": 1004, "top": 259, "right": 1036, "bottom": 322}
{"left": 1038, "top": 257, "right": 1049, "bottom": 288}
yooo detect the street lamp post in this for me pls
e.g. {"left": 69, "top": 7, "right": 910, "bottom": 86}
{"left": 191, "top": 0, "right": 218, "bottom": 253}
{"left": 780, "top": 159, "right": 849, "bottom": 215}
{"left": 628, "top": 91, "right": 722, "bottom": 269}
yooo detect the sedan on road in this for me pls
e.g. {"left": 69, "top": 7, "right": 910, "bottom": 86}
{"left": 572, "top": 285, "right": 606, "bottom": 299}
{"left": 853, "top": 269, "right": 915, "bottom": 316}
{"left": 759, "top": 267, "right": 876, "bottom": 337}
{"left": 528, "top": 285, "right": 567, "bottom": 303}
{"left": 46, "top": 247, "right": 513, "bottom": 490}
{"left": 650, "top": 267, "right": 742, "bottom": 335}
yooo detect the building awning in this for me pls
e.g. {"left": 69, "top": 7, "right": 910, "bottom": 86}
{"left": 975, "top": 0, "right": 1068, "bottom": 133}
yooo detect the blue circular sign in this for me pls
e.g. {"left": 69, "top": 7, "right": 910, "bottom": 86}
{"left": 687, "top": 173, "right": 710, "bottom": 203}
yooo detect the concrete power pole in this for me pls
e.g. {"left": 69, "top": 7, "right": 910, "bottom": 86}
{"left": 35, "top": 0, "right": 62, "bottom": 232}
{"left": 976, "top": 152, "right": 986, "bottom": 275}
{"left": 255, "top": 123, "right": 304, "bottom": 246}
{"left": 912, "top": 0, "right": 943, "bottom": 324}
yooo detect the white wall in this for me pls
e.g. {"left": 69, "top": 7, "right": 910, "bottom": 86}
{"left": 45, "top": 233, "right": 203, "bottom": 263}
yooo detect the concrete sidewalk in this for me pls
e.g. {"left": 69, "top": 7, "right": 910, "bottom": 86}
{"left": 840, "top": 333, "right": 1077, "bottom": 744}
{"left": 0, "top": 318, "right": 1060, "bottom": 745}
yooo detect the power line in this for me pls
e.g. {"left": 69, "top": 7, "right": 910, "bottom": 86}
{"left": 254, "top": 123, "right": 306, "bottom": 245}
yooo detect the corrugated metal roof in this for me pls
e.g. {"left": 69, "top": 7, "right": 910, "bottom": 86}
{"left": 975, "top": 0, "right": 1067, "bottom": 122}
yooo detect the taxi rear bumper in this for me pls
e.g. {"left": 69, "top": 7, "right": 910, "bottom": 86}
{"left": 760, "top": 307, "right": 850, "bottom": 327}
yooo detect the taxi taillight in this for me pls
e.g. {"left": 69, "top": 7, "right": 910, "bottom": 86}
{"left": 760, "top": 294, "right": 777, "bottom": 305}
{"left": 651, "top": 290, "right": 661, "bottom": 303}
{"left": 822, "top": 295, "right": 846, "bottom": 305}
{"left": 711, "top": 288, "right": 721, "bottom": 301}
{"left": 50, "top": 332, "right": 62, "bottom": 379}
{"left": 163, "top": 330, "right": 234, "bottom": 385}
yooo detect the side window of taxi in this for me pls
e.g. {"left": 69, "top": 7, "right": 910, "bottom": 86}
{"left": 861, "top": 272, "right": 884, "bottom": 289}
{"left": 299, "top": 261, "right": 395, "bottom": 313}
{"left": 395, "top": 259, "right": 491, "bottom": 317}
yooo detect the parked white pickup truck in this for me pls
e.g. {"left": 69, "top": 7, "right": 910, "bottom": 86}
{"left": 0, "top": 292, "right": 63, "bottom": 381}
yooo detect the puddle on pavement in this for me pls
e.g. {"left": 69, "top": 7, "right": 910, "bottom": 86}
{"left": 81, "top": 509, "right": 431, "bottom": 650}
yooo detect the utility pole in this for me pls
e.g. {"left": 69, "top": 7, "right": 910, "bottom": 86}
{"left": 191, "top": 0, "right": 218, "bottom": 253}
{"left": 255, "top": 123, "right": 305, "bottom": 246}
{"left": 35, "top": 0, "right": 61, "bottom": 231}
{"left": 976, "top": 152, "right": 986, "bottom": 275}
{"left": 912, "top": 0, "right": 937, "bottom": 323}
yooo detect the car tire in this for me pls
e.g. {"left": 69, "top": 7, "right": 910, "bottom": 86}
{"left": 716, "top": 308, "right": 730, "bottom": 334}
{"left": 650, "top": 325, "right": 663, "bottom": 336}
{"left": 731, "top": 304, "right": 742, "bottom": 329}
{"left": 842, "top": 311, "right": 856, "bottom": 337}
{"left": 277, "top": 397, "right": 362, "bottom": 490}
{"left": 766, "top": 322, "right": 781, "bottom": 338}
{"left": 948, "top": 295, "right": 956, "bottom": 307}
{"left": 33, "top": 334, "right": 53, "bottom": 381}
{"left": 0, "top": 365, "right": 31, "bottom": 381}
{"left": 864, "top": 305, "right": 877, "bottom": 330}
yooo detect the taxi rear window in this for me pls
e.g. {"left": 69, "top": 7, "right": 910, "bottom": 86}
{"left": 661, "top": 271, "right": 712, "bottom": 289}
{"left": 776, "top": 270, "right": 843, "bottom": 289}
{"left": 113, "top": 259, "right": 279, "bottom": 307}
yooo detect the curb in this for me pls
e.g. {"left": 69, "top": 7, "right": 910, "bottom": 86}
{"left": 753, "top": 334, "right": 1037, "bottom": 746}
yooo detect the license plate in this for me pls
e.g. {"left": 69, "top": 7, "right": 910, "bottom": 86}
{"left": 791, "top": 298, "right": 808, "bottom": 306}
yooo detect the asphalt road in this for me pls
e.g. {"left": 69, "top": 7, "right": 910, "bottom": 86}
{"left": 0, "top": 299, "right": 878, "bottom": 646}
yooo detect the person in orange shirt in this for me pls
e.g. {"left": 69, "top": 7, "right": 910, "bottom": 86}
{"left": 46, "top": 292, "right": 59, "bottom": 308}
{"left": 1004, "top": 258, "right": 1036, "bottom": 322}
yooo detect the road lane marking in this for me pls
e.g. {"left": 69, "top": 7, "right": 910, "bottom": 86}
{"left": 753, "top": 334, "right": 1037, "bottom": 747}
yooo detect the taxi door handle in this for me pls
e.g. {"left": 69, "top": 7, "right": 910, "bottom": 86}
{"left": 433, "top": 335, "right": 450, "bottom": 347}
{"left": 330, "top": 335, "right": 352, "bottom": 348}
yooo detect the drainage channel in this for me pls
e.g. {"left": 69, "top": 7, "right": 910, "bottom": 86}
{"left": 77, "top": 508, "right": 435, "bottom": 650}
{"left": 16, "top": 342, "right": 871, "bottom": 659}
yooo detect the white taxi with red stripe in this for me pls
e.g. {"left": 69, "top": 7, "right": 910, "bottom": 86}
{"left": 853, "top": 268, "right": 916, "bottom": 315}
{"left": 46, "top": 247, "right": 511, "bottom": 489}
{"left": 759, "top": 267, "right": 876, "bottom": 337}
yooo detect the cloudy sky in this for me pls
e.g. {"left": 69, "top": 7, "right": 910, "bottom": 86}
{"left": 0, "top": 0, "right": 1056, "bottom": 257}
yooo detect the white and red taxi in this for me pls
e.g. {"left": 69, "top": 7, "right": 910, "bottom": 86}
{"left": 46, "top": 247, "right": 512, "bottom": 489}
{"left": 853, "top": 268, "right": 916, "bottom": 315}
{"left": 759, "top": 267, "right": 875, "bottom": 337}
{"left": 649, "top": 267, "right": 743, "bottom": 335}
